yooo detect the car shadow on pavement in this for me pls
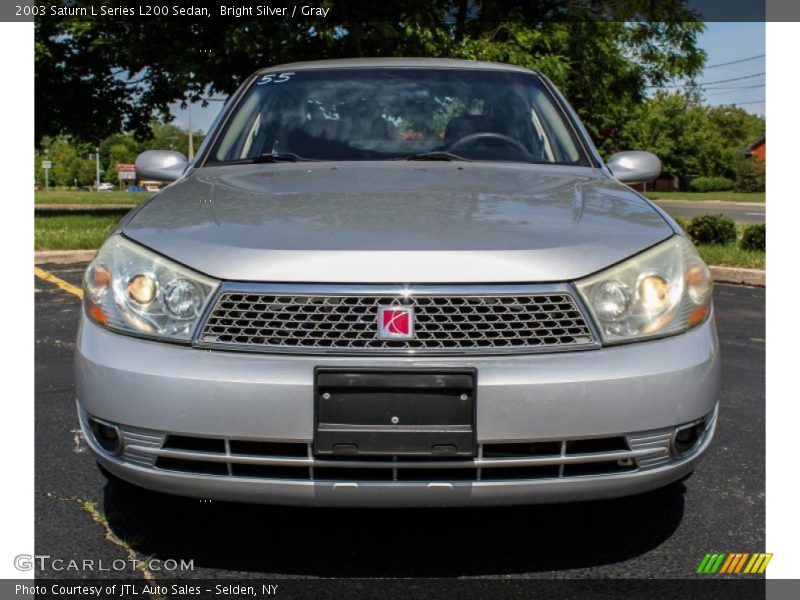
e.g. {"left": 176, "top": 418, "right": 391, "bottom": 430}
{"left": 101, "top": 479, "right": 686, "bottom": 577}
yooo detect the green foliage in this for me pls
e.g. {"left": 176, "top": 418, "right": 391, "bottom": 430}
{"left": 740, "top": 224, "right": 766, "bottom": 252}
{"left": 615, "top": 92, "right": 765, "bottom": 181}
{"left": 685, "top": 214, "right": 737, "bottom": 246}
{"left": 688, "top": 176, "right": 734, "bottom": 193}
{"left": 34, "top": 126, "right": 204, "bottom": 186}
{"left": 35, "top": 1, "right": 706, "bottom": 144}
{"left": 696, "top": 244, "right": 764, "bottom": 270}
{"left": 35, "top": 137, "right": 97, "bottom": 187}
{"left": 735, "top": 158, "right": 766, "bottom": 193}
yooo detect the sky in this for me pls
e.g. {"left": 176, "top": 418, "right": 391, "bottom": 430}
{"left": 676, "top": 22, "right": 765, "bottom": 114}
{"left": 169, "top": 22, "right": 766, "bottom": 134}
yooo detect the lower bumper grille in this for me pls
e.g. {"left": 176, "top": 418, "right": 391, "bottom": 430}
{"left": 118, "top": 431, "right": 679, "bottom": 483}
{"left": 100, "top": 407, "right": 717, "bottom": 484}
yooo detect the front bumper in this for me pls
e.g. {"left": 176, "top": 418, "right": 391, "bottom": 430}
{"left": 75, "top": 316, "right": 720, "bottom": 507}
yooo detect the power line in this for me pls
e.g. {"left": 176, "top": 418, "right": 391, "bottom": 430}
{"left": 702, "top": 84, "right": 766, "bottom": 96}
{"left": 648, "top": 72, "right": 765, "bottom": 89}
{"left": 704, "top": 54, "right": 765, "bottom": 69}
{"left": 731, "top": 100, "right": 765, "bottom": 106}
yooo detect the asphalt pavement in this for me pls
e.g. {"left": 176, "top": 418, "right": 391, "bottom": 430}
{"left": 654, "top": 200, "right": 766, "bottom": 224}
{"left": 33, "top": 263, "right": 765, "bottom": 583}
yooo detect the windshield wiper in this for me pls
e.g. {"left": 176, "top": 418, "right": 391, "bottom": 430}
{"left": 254, "top": 152, "right": 317, "bottom": 163}
{"left": 397, "top": 151, "right": 470, "bottom": 162}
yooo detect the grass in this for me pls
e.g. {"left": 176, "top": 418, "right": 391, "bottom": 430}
{"left": 35, "top": 190, "right": 152, "bottom": 205}
{"left": 673, "top": 220, "right": 765, "bottom": 270}
{"left": 644, "top": 191, "right": 765, "bottom": 203}
{"left": 696, "top": 244, "right": 765, "bottom": 269}
{"left": 35, "top": 212, "right": 125, "bottom": 250}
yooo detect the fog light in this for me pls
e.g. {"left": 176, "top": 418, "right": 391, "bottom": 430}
{"left": 671, "top": 420, "right": 706, "bottom": 456}
{"left": 89, "top": 418, "right": 123, "bottom": 455}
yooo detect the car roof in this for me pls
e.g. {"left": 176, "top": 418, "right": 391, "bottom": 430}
{"left": 256, "top": 57, "right": 539, "bottom": 75}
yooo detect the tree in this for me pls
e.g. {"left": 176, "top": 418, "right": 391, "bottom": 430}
{"left": 35, "top": 1, "right": 705, "bottom": 150}
{"left": 617, "top": 92, "right": 766, "bottom": 181}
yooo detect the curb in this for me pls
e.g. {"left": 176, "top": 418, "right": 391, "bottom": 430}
{"left": 35, "top": 250, "right": 767, "bottom": 287}
{"left": 35, "top": 250, "right": 97, "bottom": 265}
{"left": 709, "top": 266, "right": 765, "bottom": 287}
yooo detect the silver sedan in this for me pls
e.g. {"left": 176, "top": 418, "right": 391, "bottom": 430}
{"left": 75, "top": 58, "right": 719, "bottom": 506}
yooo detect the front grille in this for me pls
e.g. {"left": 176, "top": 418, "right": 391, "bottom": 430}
{"left": 195, "top": 286, "right": 595, "bottom": 354}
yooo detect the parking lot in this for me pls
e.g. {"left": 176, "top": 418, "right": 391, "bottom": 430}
{"left": 34, "top": 262, "right": 764, "bottom": 581}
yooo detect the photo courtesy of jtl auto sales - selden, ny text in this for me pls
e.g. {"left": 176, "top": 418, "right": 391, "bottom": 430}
{"left": 1, "top": 1, "right": 798, "bottom": 599}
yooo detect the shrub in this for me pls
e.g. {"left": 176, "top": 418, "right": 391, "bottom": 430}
{"left": 685, "top": 214, "right": 737, "bottom": 246}
{"left": 740, "top": 223, "right": 766, "bottom": 252}
{"left": 674, "top": 217, "right": 692, "bottom": 232}
{"left": 735, "top": 158, "right": 765, "bottom": 192}
{"left": 688, "top": 176, "right": 735, "bottom": 193}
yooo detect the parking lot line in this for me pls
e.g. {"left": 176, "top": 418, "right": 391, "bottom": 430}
{"left": 34, "top": 266, "right": 83, "bottom": 300}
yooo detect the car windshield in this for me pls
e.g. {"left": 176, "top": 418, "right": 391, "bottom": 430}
{"left": 208, "top": 68, "right": 587, "bottom": 165}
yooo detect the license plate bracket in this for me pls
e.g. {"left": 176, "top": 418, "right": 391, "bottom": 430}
{"left": 314, "top": 369, "right": 476, "bottom": 457}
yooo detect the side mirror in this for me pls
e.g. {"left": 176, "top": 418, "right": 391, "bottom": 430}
{"left": 607, "top": 151, "right": 661, "bottom": 184}
{"left": 135, "top": 150, "right": 188, "bottom": 183}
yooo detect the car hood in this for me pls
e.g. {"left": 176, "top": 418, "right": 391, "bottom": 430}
{"left": 123, "top": 162, "right": 673, "bottom": 283}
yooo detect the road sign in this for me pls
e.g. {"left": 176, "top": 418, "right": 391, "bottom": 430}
{"left": 42, "top": 160, "right": 52, "bottom": 169}
{"left": 117, "top": 163, "right": 136, "bottom": 181}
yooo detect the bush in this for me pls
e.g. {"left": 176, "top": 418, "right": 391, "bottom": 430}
{"left": 688, "top": 176, "right": 735, "bottom": 193}
{"left": 740, "top": 223, "right": 766, "bottom": 252}
{"left": 674, "top": 217, "right": 692, "bottom": 232}
{"left": 735, "top": 158, "right": 765, "bottom": 192}
{"left": 685, "top": 214, "right": 737, "bottom": 246}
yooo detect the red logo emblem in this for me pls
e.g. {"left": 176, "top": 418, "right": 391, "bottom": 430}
{"left": 378, "top": 306, "right": 415, "bottom": 340}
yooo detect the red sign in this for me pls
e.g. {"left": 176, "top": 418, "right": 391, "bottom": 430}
{"left": 116, "top": 163, "right": 136, "bottom": 172}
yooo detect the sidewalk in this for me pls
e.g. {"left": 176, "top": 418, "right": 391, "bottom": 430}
{"left": 652, "top": 199, "right": 765, "bottom": 209}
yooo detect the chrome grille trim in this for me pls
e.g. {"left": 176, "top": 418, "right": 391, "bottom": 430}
{"left": 128, "top": 445, "right": 661, "bottom": 468}
{"left": 119, "top": 426, "right": 164, "bottom": 468}
{"left": 109, "top": 426, "right": 697, "bottom": 482}
{"left": 193, "top": 283, "right": 598, "bottom": 355}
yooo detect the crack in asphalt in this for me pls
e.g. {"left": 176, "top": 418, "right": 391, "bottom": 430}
{"left": 46, "top": 491, "right": 161, "bottom": 591}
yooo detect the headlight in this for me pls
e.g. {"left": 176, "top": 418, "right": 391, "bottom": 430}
{"left": 83, "top": 235, "right": 218, "bottom": 342}
{"left": 576, "top": 236, "right": 712, "bottom": 344}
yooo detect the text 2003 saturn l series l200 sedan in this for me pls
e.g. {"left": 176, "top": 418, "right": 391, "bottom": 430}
{"left": 75, "top": 58, "right": 719, "bottom": 507}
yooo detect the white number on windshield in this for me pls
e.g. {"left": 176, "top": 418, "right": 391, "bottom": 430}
{"left": 257, "top": 72, "right": 295, "bottom": 85}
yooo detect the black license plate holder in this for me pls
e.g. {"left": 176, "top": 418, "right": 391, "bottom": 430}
{"left": 314, "top": 369, "right": 476, "bottom": 457}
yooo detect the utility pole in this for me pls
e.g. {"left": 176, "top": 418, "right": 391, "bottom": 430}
{"left": 43, "top": 148, "right": 49, "bottom": 191}
{"left": 95, "top": 146, "right": 100, "bottom": 191}
{"left": 188, "top": 107, "right": 194, "bottom": 161}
